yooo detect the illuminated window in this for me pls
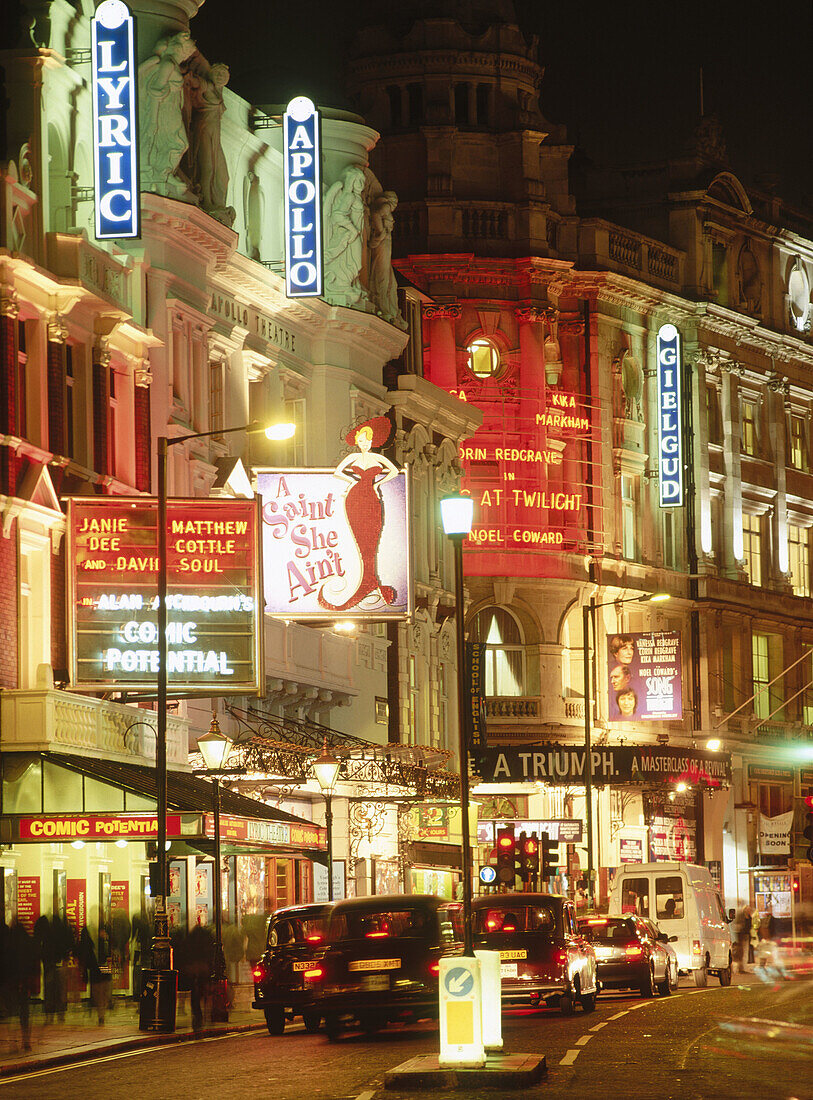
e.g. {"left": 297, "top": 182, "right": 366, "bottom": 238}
{"left": 107, "top": 368, "right": 118, "bottom": 478}
{"left": 742, "top": 513, "right": 762, "bottom": 586}
{"left": 15, "top": 319, "right": 27, "bottom": 436}
{"left": 209, "top": 359, "right": 224, "bottom": 440}
{"left": 436, "top": 662, "right": 447, "bottom": 748}
{"left": 407, "top": 655, "right": 418, "bottom": 745}
{"left": 803, "top": 654, "right": 813, "bottom": 726}
{"left": 788, "top": 525, "right": 811, "bottom": 597}
{"left": 65, "top": 344, "right": 75, "bottom": 459}
{"left": 662, "top": 509, "right": 677, "bottom": 570}
{"left": 751, "top": 634, "right": 770, "bottom": 720}
{"left": 621, "top": 475, "right": 638, "bottom": 561}
{"left": 741, "top": 400, "right": 758, "bottom": 456}
{"left": 284, "top": 398, "right": 306, "bottom": 466}
{"left": 466, "top": 338, "right": 500, "bottom": 379}
{"left": 789, "top": 414, "right": 809, "bottom": 471}
{"left": 471, "top": 606, "right": 525, "bottom": 697}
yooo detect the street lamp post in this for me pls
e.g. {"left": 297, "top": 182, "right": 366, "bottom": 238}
{"left": 581, "top": 592, "right": 670, "bottom": 910}
{"left": 197, "top": 715, "right": 232, "bottom": 1023}
{"left": 312, "top": 739, "right": 341, "bottom": 901}
{"left": 143, "top": 418, "right": 294, "bottom": 1033}
{"left": 440, "top": 493, "right": 475, "bottom": 956}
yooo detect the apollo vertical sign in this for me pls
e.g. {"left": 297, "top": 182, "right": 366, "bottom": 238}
{"left": 91, "top": 0, "right": 139, "bottom": 239}
{"left": 283, "top": 97, "right": 322, "bottom": 297}
{"left": 656, "top": 324, "right": 683, "bottom": 506}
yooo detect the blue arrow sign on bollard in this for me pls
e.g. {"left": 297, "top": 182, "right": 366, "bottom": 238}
{"left": 444, "top": 966, "right": 475, "bottom": 998}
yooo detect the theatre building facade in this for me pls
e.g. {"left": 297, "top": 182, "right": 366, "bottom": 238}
{"left": 0, "top": 0, "right": 476, "bottom": 965}
{"left": 349, "top": 1, "right": 813, "bottom": 913}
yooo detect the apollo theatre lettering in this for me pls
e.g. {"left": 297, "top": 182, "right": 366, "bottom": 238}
{"left": 656, "top": 323, "right": 683, "bottom": 507}
{"left": 284, "top": 96, "right": 322, "bottom": 297}
{"left": 91, "top": 0, "right": 139, "bottom": 240}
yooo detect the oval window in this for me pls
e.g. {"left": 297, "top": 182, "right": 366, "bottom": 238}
{"left": 467, "top": 338, "right": 500, "bottom": 378}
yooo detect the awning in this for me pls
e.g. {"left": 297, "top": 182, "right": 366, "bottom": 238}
{"left": 0, "top": 752, "right": 326, "bottom": 861}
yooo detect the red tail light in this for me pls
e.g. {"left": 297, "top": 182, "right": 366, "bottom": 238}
{"left": 556, "top": 950, "right": 568, "bottom": 965}
{"left": 486, "top": 918, "right": 499, "bottom": 930}
{"left": 304, "top": 966, "right": 324, "bottom": 982}
{"left": 429, "top": 962, "right": 440, "bottom": 976}
{"left": 252, "top": 966, "right": 264, "bottom": 981}
{"left": 306, "top": 934, "right": 323, "bottom": 943}
{"left": 366, "top": 931, "right": 389, "bottom": 938}
{"left": 625, "top": 947, "right": 643, "bottom": 959}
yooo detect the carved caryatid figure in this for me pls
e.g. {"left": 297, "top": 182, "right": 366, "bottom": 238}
{"left": 185, "top": 62, "right": 235, "bottom": 226}
{"left": 368, "top": 190, "right": 400, "bottom": 323}
{"left": 138, "top": 31, "right": 197, "bottom": 199}
{"left": 323, "top": 166, "right": 366, "bottom": 305}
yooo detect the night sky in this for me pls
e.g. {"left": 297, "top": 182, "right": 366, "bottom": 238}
{"left": 189, "top": 0, "right": 812, "bottom": 209}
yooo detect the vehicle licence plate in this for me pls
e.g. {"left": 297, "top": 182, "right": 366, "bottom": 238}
{"left": 594, "top": 948, "right": 611, "bottom": 960}
{"left": 348, "top": 959, "right": 401, "bottom": 972}
{"left": 362, "top": 974, "right": 390, "bottom": 991}
{"left": 500, "top": 963, "right": 518, "bottom": 979}
{"left": 292, "top": 961, "right": 311, "bottom": 971}
{"left": 499, "top": 950, "right": 527, "bottom": 961}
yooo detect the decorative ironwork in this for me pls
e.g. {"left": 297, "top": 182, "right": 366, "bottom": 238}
{"left": 349, "top": 800, "right": 388, "bottom": 865}
{"left": 397, "top": 803, "right": 418, "bottom": 891}
{"left": 225, "top": 704, "right": 460, "bottom": 801}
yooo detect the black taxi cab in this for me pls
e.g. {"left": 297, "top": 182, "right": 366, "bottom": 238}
{"left": 252, "top": 902, "right": 333, "bottom": 1034}
{"left": 316, "top": 894, "right": 464, "bottom": 1040}
{"left": 472, "top": 893, "right": 598, "bottom": 1015}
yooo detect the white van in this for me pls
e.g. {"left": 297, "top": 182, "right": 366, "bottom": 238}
{"left": 608, "top": 862, "right": 732, "bottom": 986}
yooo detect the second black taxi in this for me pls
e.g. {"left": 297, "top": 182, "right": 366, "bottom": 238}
{"left": 252, "top": 902, "right": 332, "bottom": 1034}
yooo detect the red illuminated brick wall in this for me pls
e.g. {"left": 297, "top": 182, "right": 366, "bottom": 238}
{"left": 0, "top": 524, "right": 18, "bottom": 688}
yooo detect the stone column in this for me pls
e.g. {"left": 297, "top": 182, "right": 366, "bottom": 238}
{"left": 0, "top": 288, "right": 20, "bottom": 435}
{"left": 46, "top": 314, "right": 68, "bottom": 456}
{"left": 422, "top": 305, "right": 460, "bottom": 392}
{"left": 720, "top": 365, "right": 744, "bottom": 577}
{"left": 92, "top": 338, "right": 111, "bottom": 477}
{"left": 134, "top": 359, "right": 152, "bottom": 492}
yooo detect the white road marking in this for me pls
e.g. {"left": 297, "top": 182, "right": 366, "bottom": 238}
{"left": 589, "top": 1021, "right": 608, "bottom": 1032}
{"left": 608, "top": 1011, "right": 629, "bottom": 1020}
{"left": 576, "top": 1034, "right": 593, "bottom": 1046}
{"left": 559, "top": 1049, "right": 581, "bottom": 1066}
{"left": 354, "top": 1092, "right": 377, "bottom": 1100}
{"left": 0, "top": 1030, "right": 251, "bottom": 1085}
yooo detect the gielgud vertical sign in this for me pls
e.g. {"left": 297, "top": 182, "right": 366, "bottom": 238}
{"left": 67, "top": 497, "right": 262, "bottom": 693}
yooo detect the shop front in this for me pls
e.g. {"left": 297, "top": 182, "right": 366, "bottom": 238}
{"left": 0, "top": 752, "right": 325, "bottom": 996}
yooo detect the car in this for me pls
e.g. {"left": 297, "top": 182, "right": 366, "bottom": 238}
{"left": 642, "top": 916, "right": 680, "bottom": 992}
{"left": 577, "top": 914, "right": 676, "bottom": 997}
{"left": 252, "top": 902, "right": 333, "bottom": 1034}
{"left": 472, "top": 893, "right": 598, "bottom": 1015}
{"left": 317, "top": 894, "right": 464, "bottom": 1040}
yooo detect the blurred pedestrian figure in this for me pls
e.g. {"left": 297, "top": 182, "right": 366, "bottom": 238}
{"left": 759, "top": 904, "right": 775, "bottom": 943}
{"left": 749, "top": 907, "right": 760, "bottom": 964}
{"left": 733, "top": 902, "right": 751, "bottom": 973}
{"left": 222, "top": 921, "right": 246, "bottom": 1005}
{"left": 180, "top": 923, "right": 214, "bottom": 1033}
{"left": 5, "top": 920, "right": 37, "bottom": 1051}
{"left": 78, "top": 925, "right": 111, "bottom": 1024}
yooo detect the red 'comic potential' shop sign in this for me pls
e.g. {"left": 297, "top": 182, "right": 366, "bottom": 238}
{"left": 16, "top": 814, "right": 195, "bottom": 841}
{"left": 67, "top": 497, "right": 262, "bottom": 693}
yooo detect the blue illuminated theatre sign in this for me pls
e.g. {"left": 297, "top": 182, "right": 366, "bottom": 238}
{"left": 656, "top": 323, "right": 683, "bottom": 507}
{"left": 284, "top": 96, "right": 322, "bottom": 297}
{"left": 67, "top": 497, "right": 262, "bottom": 693}
{"left": 91, "top": 0, "right": 139, "bottom": 240}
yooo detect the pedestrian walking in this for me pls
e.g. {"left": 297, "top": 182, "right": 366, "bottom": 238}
{"left": 78, "top": 925, "right": 111, "bottom": 1024}
{"left": 749, "top": 908, "right": 760, "bottom": 964}
{"left": 180, "top": 923, "right": 214, "bottom": 1033}
{"left": 4, "top": 920, "right": 37, "bottom": 1051}
{"left": 733, "top": 902, "right": 751, "bottom": 973}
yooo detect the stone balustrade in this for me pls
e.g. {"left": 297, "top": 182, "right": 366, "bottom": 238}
{"left": 1, "top": 689, "right": 188, "bottom": 765}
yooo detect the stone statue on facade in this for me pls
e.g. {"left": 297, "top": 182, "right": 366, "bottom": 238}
{"left": 138, "top": 31, "right": 197, "bottom": 199}
{"left": 368, "top": 190, "right": 401, "bottom": 324}
{"left": 184, "top": 61, "right": 235, "bottom": 226}
{"left": 323, "top": 166, "right": 367, "bottom": 306}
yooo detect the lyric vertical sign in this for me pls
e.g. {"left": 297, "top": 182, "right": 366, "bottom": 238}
{"left": 284, "top": 96, "right": 322, "bottom": 297}
{"left": 656, "top": 323, "right": 683, "bottom": 507}
{"left": 91, "top": 0, "right": 139, "bottom": 239}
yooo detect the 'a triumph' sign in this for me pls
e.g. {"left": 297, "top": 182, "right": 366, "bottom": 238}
{"left": 284, "top": 96, "right": 322, "bottom": 297}
{"left": 91, "top": 0, "right": 139, "bottom": 239}
{"left": 656, "top": 323, "right": 683, "bottom": 507}
{"left": 479, "top": 744, "right": 731, "bottom": 787}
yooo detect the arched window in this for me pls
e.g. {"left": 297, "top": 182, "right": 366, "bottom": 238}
{"left": 471, "top": 606, "right": 524, "bottom": 696}
{"left": 466, "top": 338, "right": 500, "bottom": 379}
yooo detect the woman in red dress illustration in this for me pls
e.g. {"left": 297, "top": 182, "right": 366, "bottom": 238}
{"left": 318, "top": 416, "right": 400, "bottom": 612}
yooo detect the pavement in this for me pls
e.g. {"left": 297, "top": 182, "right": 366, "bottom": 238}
{"left": 0, "top": 986, "right": 265, "bottom": 1078}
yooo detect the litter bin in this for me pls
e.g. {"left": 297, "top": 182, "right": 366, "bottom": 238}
{"left": 138, "top": 968, "right": 178, "bottom": 1032}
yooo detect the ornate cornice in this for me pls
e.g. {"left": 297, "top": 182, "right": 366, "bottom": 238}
{"left": 422, "top": 304, "right": 461, "bottom": 320}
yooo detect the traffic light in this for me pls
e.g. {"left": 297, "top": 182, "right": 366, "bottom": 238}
{"left": 540, "top": 831, "right": 559, "bottom": 877}
{"left": 517, "top": 831, "right": 529, "bottom": 878}
{"left": 525, "top": 834, "right": 539, "bottom": 875}
{"left": 803, "top": 797, "right": 813, "bottom": 862}
{"left": 792, "top": 875, "right": 800, "bottom": 896}
{"left": 496, "top": 826, "right": 516, "bottom": 885}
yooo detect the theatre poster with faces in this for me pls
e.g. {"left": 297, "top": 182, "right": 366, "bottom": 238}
{"left": 606, "top": 631, "right": 683, "bottom": 722}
